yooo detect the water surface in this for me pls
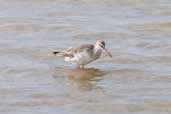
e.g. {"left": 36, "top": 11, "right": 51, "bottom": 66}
{"left": 0, "top": 0, "right": 171, "bottom": 114}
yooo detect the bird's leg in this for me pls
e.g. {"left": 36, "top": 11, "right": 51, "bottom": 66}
{"left": 79, "top": 65, "right": 84, "bottom": 69}
{"left": 82, "top": 65, "right": 84, "bottom": 69}
{"left": 76, "top": 64, "right": 82, "bottom": 69}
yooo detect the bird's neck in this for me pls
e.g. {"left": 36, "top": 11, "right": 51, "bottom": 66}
{"left": 94, "top": 45, "right": 102, "bottom": 55}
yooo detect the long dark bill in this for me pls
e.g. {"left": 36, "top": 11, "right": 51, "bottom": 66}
{"left": 103, "top": 48, "right": 112, "bottom": 58}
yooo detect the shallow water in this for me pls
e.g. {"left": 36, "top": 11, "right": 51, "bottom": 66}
{"left": 0, "top": 0, "right": 171, "bottom": 114}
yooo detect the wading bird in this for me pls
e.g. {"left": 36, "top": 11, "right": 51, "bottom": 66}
{"left": 53, "top": 41, "right": 112, "bottom": 68}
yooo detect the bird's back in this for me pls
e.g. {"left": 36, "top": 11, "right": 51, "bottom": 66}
{"left": 64, "top": 44, "right": 99, "bottom": 65}
{"left": 64, "top": 44, "right": 94, "bottom": 55}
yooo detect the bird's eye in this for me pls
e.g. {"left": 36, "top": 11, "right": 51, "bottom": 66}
{"left": 101, "top": 41, "right": 105, "bottom": 47}
{"left": 99, "top": 44, "right": 105, "bottom": 48}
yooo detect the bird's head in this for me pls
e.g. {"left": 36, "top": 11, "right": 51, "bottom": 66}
{"left": 95, "top": 41, "right": 112, "bottom": 58}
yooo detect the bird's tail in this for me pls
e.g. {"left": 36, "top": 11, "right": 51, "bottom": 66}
{"left": 53, "top": 47, "right": 73, "bottom": 57}
{"left": 53, "top": 51, "right": 61, "bottom": 55}
{"left": 53, "top": 51, "right": 65, "bottom": 57}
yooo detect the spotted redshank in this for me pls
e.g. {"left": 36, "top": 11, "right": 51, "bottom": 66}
{"left": 53, "top": 41, "right": 112, "bottom": 68}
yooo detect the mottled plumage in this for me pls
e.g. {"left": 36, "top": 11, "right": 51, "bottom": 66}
{"left": 53, "top": 41, "right": 112, "bottom": 68}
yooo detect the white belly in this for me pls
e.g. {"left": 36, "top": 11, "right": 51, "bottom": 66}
{"left": 64, "top": 52, "right": 100, "bottom": 65}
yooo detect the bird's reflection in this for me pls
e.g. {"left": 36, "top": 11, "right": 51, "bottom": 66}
{"left": 53, "top": 67, "right": 108, "bottom": 92}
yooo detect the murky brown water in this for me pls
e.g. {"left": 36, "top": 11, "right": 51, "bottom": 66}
{"left": 0, "top": 0, "right": 171, "bottom": 114}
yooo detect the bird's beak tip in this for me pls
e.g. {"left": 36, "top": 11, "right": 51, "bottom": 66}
{"left": 103, "top": 48, "right": 112, "bottom": 58}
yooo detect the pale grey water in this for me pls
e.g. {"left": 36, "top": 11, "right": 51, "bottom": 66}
{"left": 0, "top": 0, "right": 171, "bottom": 114}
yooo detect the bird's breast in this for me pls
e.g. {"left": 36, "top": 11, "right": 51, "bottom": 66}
{"left": 64, "top": 49, "right": 102, "bottom": 65}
